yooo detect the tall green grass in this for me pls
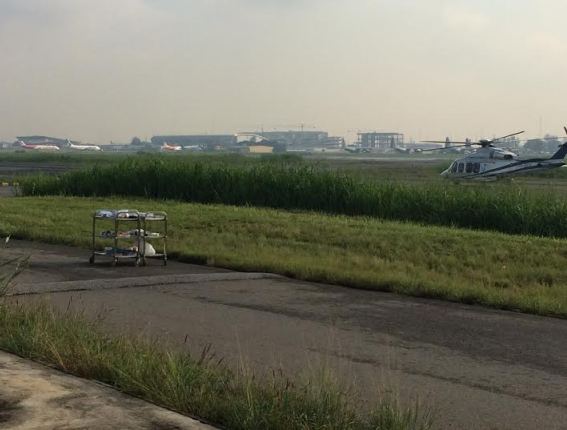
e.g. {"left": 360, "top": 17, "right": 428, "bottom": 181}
{"left": 0, "top": 259, "right": 26, "bottom": 296}
{"left": 19, "top": 157, "right": 567, "bottom": 237}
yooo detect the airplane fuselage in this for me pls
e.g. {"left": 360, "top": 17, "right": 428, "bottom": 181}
{"left": 21, "top": 144, "right": 60, "bottom": 151}
{"left": 68, "top": 144, "right": 101, "bottom": 151}
{"left": 161, "top": 144, "right": 182, "bottom": 152}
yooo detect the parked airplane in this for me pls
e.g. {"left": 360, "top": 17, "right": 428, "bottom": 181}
{"left": 16, "top": 140, "right": 60, "bottom": 151}
{"left": 183, "top": 145, "right": 203, "bottom": 152}
{"left": 66, "top": 140, "right": 101, "bottom": 151}
{"left": 392, "top": 145, "right": 423, "bottom": 154}
{"left": 161, "top": 143, "right": 183, "bottom": 152}
{"left": 344, "top": 144, "right": 370, "bottom": 153}
{"left": 236, "top": 133, "right": 269, "bottom": 143}
{"left": 345, "top": 140, "right": 421, "bottom": 154}
{"left": 423, "top": 129, "right": 567, "bottom": 180}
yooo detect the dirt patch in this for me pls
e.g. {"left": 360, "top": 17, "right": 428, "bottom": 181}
{"left": 150, "top": 421, "right": 186, "bottom": 430}
{"left": 0, "top": 396, "right": 23, "bottom": 425}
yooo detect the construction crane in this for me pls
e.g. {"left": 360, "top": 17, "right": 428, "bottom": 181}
{"left": 271, "top": 123, "right": 317, "bottom": 132}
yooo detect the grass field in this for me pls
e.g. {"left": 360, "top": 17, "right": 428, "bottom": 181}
{"left": 0, "top": 150, "right": 303, "bottom": 166}
{"left": 0, "top": 151, "right": 129, "bottom": 165}
{"left": 5, "top": 148, "right": 567, "bottom": 179}
{"left": 1, "top": 196, "right": 567, "bottom": 317}
{"left": 0, "top": 261, "right": 430, "bottom": 430}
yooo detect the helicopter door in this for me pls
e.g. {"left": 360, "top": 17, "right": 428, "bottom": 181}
{"left": 457, "top": 162, "right": 464, "bottom": 174}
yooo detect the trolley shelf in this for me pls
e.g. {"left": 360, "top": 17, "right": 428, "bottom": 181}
{"left": 97, "top": 233, "right": 165, "bottom": 239}
{"left": 144, "top": 216, "right": 166, "bottom": 221}
{"left": 94, "top": 252, "right": 138, "bottom": 259}
{"left": 90, "top": 209, "right": 168, "bottom": 266}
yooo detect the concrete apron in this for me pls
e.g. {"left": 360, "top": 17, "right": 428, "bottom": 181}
{"left": 0, "top": 351, "right": 217, "bottom": 430}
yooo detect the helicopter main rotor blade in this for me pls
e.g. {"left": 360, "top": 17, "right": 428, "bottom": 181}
{"left": 490, "top": 131, "right": 525, "bottom": 142}
{"left": 419, "top": 144, "right": 473, "bottom": 152}
{"left": 422, "top": 140, "right": 478, "bottom": 145}
{"left": 564, "top": 126, "right": 567, "bottom": 136}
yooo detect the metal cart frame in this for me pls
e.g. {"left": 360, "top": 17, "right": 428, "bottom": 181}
{"left": 89, "top": 209, "right": 168, "bottom": 267}
{"left": 140, "top": 211, "right": 168, "bottom": 266}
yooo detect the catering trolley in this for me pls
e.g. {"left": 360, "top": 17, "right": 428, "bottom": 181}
{"left": 90, "top": 209, "right": 167, "bottom": 266}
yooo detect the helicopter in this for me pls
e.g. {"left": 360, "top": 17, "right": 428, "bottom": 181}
{"left": 422, "top": 129, "right": 567, "bottom": 180}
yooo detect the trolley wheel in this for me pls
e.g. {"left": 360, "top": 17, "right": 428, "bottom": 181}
{"left": 89, "top": 255, "right": 95, "bottom": 264}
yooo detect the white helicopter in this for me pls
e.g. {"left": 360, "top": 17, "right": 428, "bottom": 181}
{"left": 422, "top": 129, "right": 567, "bottom": 180}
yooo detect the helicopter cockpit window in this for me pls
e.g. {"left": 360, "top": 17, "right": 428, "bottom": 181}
{"left": 465, "top": 163, "right": 473, "bottom": 173}
{"left": 457, "top": 163, "right": 464, "bottom": 173}
{"left": 451, "top": 162, "right": 458, "bottom": 173}
{"left": 473, "top": 163, "right": 480, "bottom": 173}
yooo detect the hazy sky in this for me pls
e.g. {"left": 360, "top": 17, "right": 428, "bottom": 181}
{"left": 1, "top": 0, "right": 567, "bottom": 143}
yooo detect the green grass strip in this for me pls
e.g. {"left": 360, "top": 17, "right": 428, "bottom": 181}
{"left": 1, "top": 196, "right": 567, "bottom": 317}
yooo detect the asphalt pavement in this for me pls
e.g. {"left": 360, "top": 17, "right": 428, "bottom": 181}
{"left": 3, "top": 240, "right": 567, "bottom": 430}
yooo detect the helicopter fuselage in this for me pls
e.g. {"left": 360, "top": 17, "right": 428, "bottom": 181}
{"left": 441, "top": 146, "right": 567, "bottom": 180}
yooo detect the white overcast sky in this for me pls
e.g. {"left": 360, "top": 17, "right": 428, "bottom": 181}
{"left": 1, "top": 0, "right": 566, "bottom": 143}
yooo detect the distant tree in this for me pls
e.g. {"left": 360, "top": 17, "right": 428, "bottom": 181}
{"left": 130, "top": 137, "right": 142, "bottom": 146}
